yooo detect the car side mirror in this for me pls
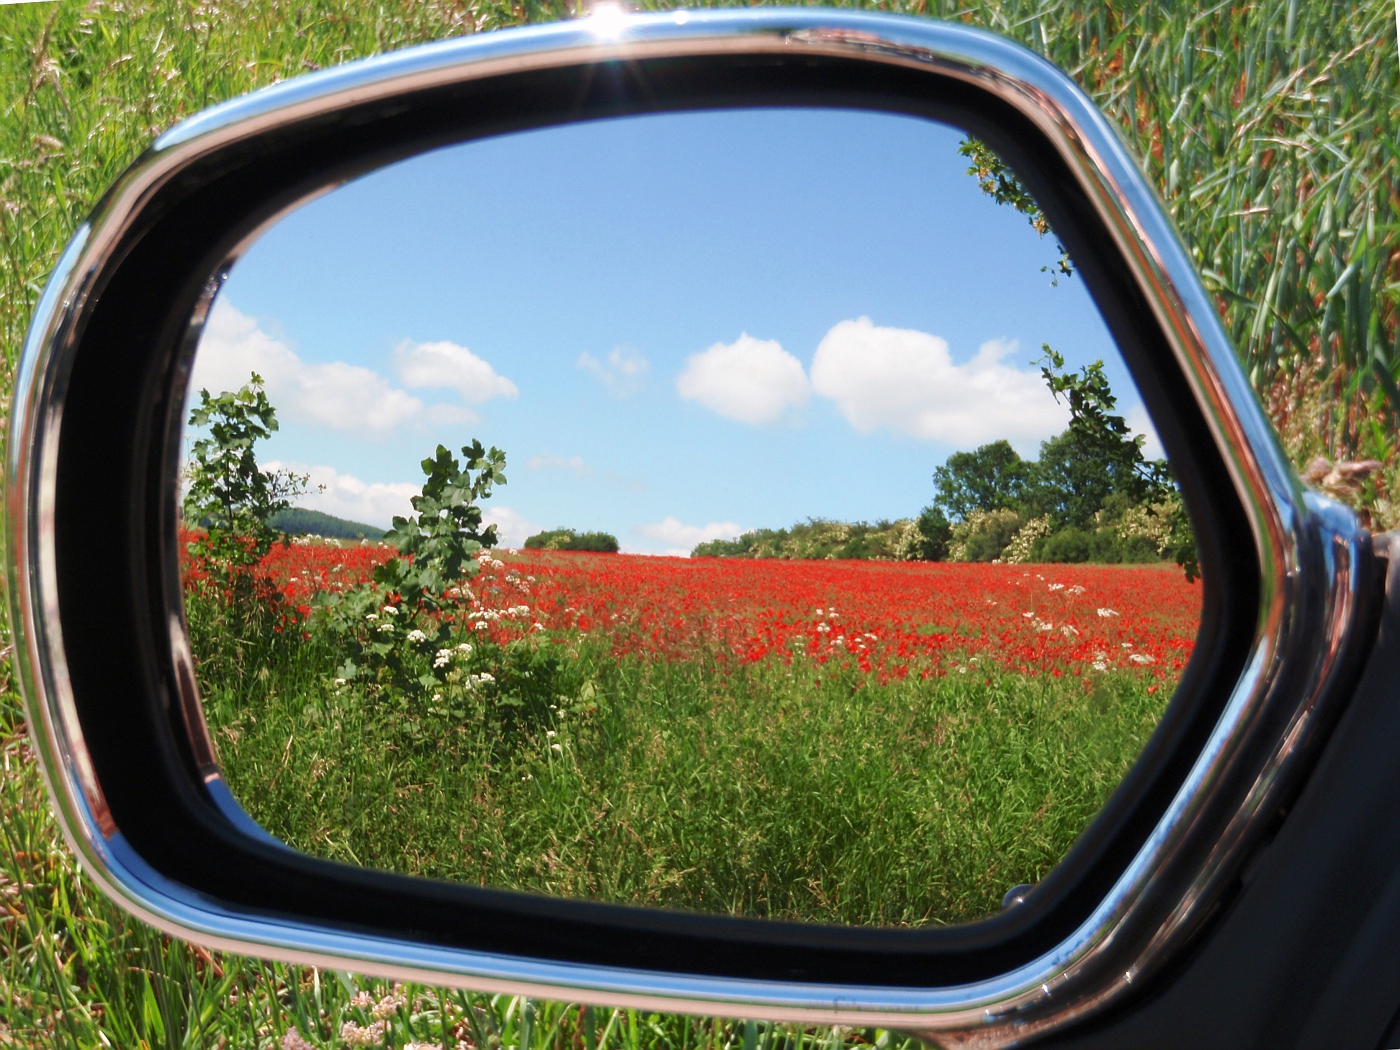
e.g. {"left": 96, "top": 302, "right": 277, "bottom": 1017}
{"left": 6, "top": 10, "right": 1377, "bottom": 1047}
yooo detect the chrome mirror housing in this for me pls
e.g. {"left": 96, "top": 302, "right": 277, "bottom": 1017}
{"left": 6, "top": 10, "right": 1375, "bottom": 1048}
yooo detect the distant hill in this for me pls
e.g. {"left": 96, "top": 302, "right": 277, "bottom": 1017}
{"left": 269, "top": 508, "right": 385, "bottom": 540}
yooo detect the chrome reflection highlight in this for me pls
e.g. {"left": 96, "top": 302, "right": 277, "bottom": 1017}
{"left": 7, "top": 9, "right": 1372, "bottom": 1049}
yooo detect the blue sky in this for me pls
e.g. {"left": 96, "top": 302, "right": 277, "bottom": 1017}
{"left": 190, "top": 107, "right": 1157, "bottom": 554}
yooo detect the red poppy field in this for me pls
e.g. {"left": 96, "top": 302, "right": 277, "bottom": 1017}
{"left": 192, "top": 544, "right": 1201, "bottom": 928}
{"left": 261, "top": 542, "right": 1199, "bottom": 682}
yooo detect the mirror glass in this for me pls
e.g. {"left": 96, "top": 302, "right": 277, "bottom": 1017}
{"left": 182, "top": 107, "right": 1202, "bottom": 928}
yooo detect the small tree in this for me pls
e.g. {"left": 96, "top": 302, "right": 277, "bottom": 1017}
{"left": 183, "top": 373, "right": 307, "bottom": 592}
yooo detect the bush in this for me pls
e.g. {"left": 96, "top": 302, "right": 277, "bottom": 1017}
{"left": 915, "top": 505, "right": 952, "bottom": 561}
{"left": 948, "top": 508, "right": 1022, "bottom": 562}
{"left": 524, "top": 528, "right": 619, "bottom": 553}
{"left": 1030, "top": 527, "right": 1162, "bottom": 564}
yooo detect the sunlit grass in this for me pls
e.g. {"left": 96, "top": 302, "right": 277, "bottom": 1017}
{"left": 195, "top": 594, "right": 1166, "bottom": 927}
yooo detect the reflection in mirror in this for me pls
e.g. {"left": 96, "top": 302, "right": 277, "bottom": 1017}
{"left": 182, "top": 108, "right": 1201, "bottom": 928}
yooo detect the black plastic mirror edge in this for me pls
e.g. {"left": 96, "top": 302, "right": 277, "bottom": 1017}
{"left": 3, "top": 9, "right": 1377, "bottom": 1047}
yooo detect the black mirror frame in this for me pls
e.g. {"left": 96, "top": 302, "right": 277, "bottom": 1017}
{"left": 5, "top": 9, "right": 1379, "bottom": 1046}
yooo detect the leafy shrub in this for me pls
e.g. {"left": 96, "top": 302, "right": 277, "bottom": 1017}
{"left": 948, "top": 508, "right": 1022, "bottom": 562}
{"left": 316, "top": 441, "right": 507, "bottom": 700}
{"left": 915, "top": 505, "right": 952, "bottom": 561}
{"left": 524, "top": 528, "right": 619, "bottom": 553}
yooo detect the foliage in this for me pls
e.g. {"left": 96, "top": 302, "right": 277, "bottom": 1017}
{"left": 525, "top": 527, "right": 620, "bottom": 552}
{"left": 692, "top": 518, "right": 925, "bottom": 561}
{"left": 183, "top": 374, "right": 307, "bottom": 577}
{"left": 269, "top": 507, "right": 385, "bottom": 540}
{"left": 958, "top": 137, "right": 1074, "bottom": 282}
{"left": 317, "top": 441, "right": 511, "bottom": 703}
{"left": 1026, "top": 345, "right": 1170, "bottom": 529}
{"left": 946, "top": 508, "right": 1023, "bottom": 562}
{"left": 915, "top": 504, "right": 952, "bottom": 561}
{"left": 931, "top": 440, "right": 1032, "bottom": 522}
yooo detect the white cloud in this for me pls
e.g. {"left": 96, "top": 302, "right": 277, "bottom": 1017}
{"left": 577, "top": 346, "right": 649, "bottom": 396}
{"left": 266, "top": 461, "right": 418, "bottom": 528}
{"left": 481, "top": 506, "right": 541, "bottom": 549}
{"left": 192, "top": 300, "right": 470, "bottom": 438}
{"left": 676, "top": 334, "right": 809, "bottom": 425}
{"left": 809, "top": 318, "right": 1068, "bottom": 451}
{"left": 631, "top": 517, "right": 744, "bottom": 557}
{"left": 527, "top": 452, "right": 592, "bottom": 476}
{"left": 1126, "top": 403, "right": 1166, "bottom": 461}
{"left": 395, "top": 340, "right": 518, "bottom": 403}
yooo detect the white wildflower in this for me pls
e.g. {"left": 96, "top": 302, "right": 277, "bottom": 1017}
{"left": 1129, "top": 653, "right": 1155, "bottom": 665}
{"left": 334, "top": 677, "right": 346, "bottom": 686}
{"left": 371, "top": 991, "right": 406, "bottom": 1020}
{"left": 479, "top": 672, "right": 494, "bottom": 683}
{"left": 349, "top": 990, "right": 375, "bottom": 1009}
{"left": 382, "top": 605, "right": 398, "bottom": 616}
{"left": 340, "top": 1020, "right": 387, "bottom": 1047}
{"left": 1097, "top": 608, "right": 1120, "bottom": 618}
{"left": 1092, "top": 659, "right": 1109, "bottom": 672}
{"left": 1121, "top": 642, "right": 1134, "bottom": 649}
{"left": 281, "top": 1029, "right": 316, "bottom": 1050}
{"left": 365, "top": 613, "right": 378, "bottom": 622}
{"left": 816, "top": 622, "right": 831, "bottom": 634}
{"left": 546, "top": 730, "right": 556, "bottom": 738}
{"left": 1061, "top": 624, "right": 1080, "bottom": 637}
{"left": 431, "top": 693, "right": 442, "bottom": 703}
{"left": 551, "top": 743, "right": 563, "bottom": 752}
{"left": 377, "top": 622, "right": 394, "bottom": 634}
{"left": 406, "top": 629, "right": 427, "bottom": 644}
{"left": 533, "top": 622, "right": 544, "bottom": 631}
{"left": 473, "top": 622, "right": 488, "bottom": 631}
{"left": 1048, "top": 583, "right": 1065, "bottom": 591}
{"left": 456, "top": 642, "right": 473, "bottom": 654}
{"left": 1068, "top": 585, "right": 1086, "bottom": 595}
{"left": 1022, "top": 611, "right": 1035, "bottom": 618}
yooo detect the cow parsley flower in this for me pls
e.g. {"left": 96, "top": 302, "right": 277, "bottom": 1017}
{"left": 406, "top": 629, "right": 427, "bottom": 644}
{"left": 340, "top": 1020, "right": 387, "bottom": 1047}
{"left": 1097, "top": 608, "right": 1119, "bottom": 617}
{"left": 371, "top": 991, "right": 406, "bottom": 1020}
{"left": 382, "top": 605, "right": 398, "bottom": 616}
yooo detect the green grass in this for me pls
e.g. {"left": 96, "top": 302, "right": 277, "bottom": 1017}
{"left": 193, "top": 590, "right": 1165, "bottom": 927}
{"left": 1, "top": 0, "right": 1396, "bottom": 1043}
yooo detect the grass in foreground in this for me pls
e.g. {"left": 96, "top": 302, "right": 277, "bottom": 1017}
{"left": 191, "top": 580, "right": 1172, "bottom": 928}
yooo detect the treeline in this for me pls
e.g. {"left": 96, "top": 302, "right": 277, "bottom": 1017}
{"left": 693, "top": 349, "right": 1196, "bottom": 574}
{"left": 693, "top": 519, "right": 933, "bottom": 561}
{"left": 524, "top": 528, "right": 619, "bottom": 553}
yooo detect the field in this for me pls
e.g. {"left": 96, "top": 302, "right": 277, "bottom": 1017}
{"left": 0, "top": 0, "right": 1394, "bottom": 1045}
{"left": 194, "top": 545, "right": 1197, "bottom": 927}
